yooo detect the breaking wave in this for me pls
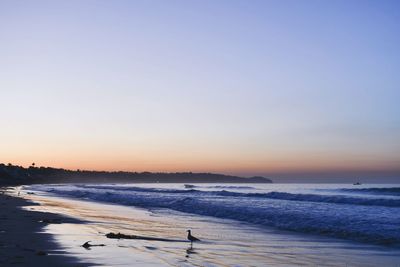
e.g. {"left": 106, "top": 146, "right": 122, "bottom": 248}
{"left": 29, "top": 184, "right": 400, "bottom": 246}
{"left": 71, "top": 185, "right": 400, "bottom": 207}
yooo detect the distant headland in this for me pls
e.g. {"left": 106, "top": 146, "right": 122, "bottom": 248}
{"left": 0, "top": 163, "right": 273, "bottom": 185}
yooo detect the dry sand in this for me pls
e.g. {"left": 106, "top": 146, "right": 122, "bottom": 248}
{"left": 0, "top": 187, "right": 89, "bottom": 266}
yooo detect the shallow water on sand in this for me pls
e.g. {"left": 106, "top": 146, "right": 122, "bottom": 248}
{"left": 28, "top": 183, "right": 400, "bottom": 246}
{"left": 24, "top": 192, "right": 400, "bottom": 267}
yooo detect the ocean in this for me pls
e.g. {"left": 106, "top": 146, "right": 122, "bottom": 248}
{"left": 25, "top": 183, "right": 400, "bottom": 266}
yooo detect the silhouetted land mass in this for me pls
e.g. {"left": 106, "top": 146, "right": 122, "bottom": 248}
{"left": 0, "top": 163, "right": 272, "bottom": 185}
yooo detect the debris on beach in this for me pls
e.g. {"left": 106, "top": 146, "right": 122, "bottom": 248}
{"left": 106, "top": 232, "right": 136, "bottom": 239}
{"left": 105, "top": 232, "right": 183, "bottom": 242}
{"left": 82, "top": 241, "right": 105, "bottom": 249}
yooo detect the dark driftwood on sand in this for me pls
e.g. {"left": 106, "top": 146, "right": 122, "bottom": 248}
{"left": 82, "top": 241, "right": 105, "bottom": 249}
{"left": 106, "top": 232, "right": 184, "bottom": 242}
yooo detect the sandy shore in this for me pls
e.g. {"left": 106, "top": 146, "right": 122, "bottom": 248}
{"left": 0, "top": 187, "right": 89, "bottom": 266}
{"left": 3, "top": 184, "right": 400, "bottom": 266}
{"left": 19, "top": 187, "right": 400, "bottom": 267}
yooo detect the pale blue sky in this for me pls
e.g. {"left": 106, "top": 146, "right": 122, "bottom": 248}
{"left": 0, "top": 0, "right": 399, "bottom": 181}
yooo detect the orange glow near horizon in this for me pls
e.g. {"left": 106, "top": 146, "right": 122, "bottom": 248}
{"left": 3, "top": 151, "right": 399, "bottom": 177}
{"left": 2, "top": 130, "right": 399, "bottom": 179}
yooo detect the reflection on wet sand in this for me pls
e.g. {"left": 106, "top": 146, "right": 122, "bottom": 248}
{"left": 23, "top": 193, "right": 400, "bottom": 267}
{"left": 185, "top": 244, "right": 197, "bottom": 258}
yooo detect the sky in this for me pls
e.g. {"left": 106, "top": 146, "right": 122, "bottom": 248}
{"left": 0, "top": 0, "right": 399, "bottom": 182}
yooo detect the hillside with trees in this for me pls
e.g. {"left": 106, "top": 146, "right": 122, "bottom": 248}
{"left": 0, "top": 163, "right": 272, "bottom": 185}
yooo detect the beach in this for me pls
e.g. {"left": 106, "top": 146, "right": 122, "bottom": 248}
{"left": 2, "top": 0, "right": 399, "bottom": 265}
{"left": 1, "top": 183, "right": 398, "bottom": 266}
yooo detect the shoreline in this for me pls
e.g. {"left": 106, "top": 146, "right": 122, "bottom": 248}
{"left": 4, "top": 184, "right": 400, "bottom": 266}
{"left": 22, "top": 184, "right": 400, "bottom": 267}
{"left": 0, "top": 187, "right": 90, "bottom": 266}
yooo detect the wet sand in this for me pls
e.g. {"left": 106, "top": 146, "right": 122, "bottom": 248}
{"left": 0, "top": 187, "right": 89, "bottom": 266}
{"left": 22, "top": 189, "right": 400, "bottom": 267}
{"left": 3, "top": 185, "right": 400, "bottom": 266}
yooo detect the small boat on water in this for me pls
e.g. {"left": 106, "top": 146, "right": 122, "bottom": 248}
{"left": 184, "top": 184, "right": 195, "bottom": 189}
{"left": 353, "top": 182, "right": 361, "bottom": 185}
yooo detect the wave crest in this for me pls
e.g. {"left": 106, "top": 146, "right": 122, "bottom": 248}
{"left": 28, "top": 184, "right": 400, "bottom": 246}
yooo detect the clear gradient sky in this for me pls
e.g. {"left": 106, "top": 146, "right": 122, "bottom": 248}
{"left": 1, "top": 0, "right": 399, "bottom": 182}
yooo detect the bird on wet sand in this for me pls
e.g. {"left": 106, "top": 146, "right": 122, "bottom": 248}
{"left": 187, "top": 230, "right": 200, "bottom": 243}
